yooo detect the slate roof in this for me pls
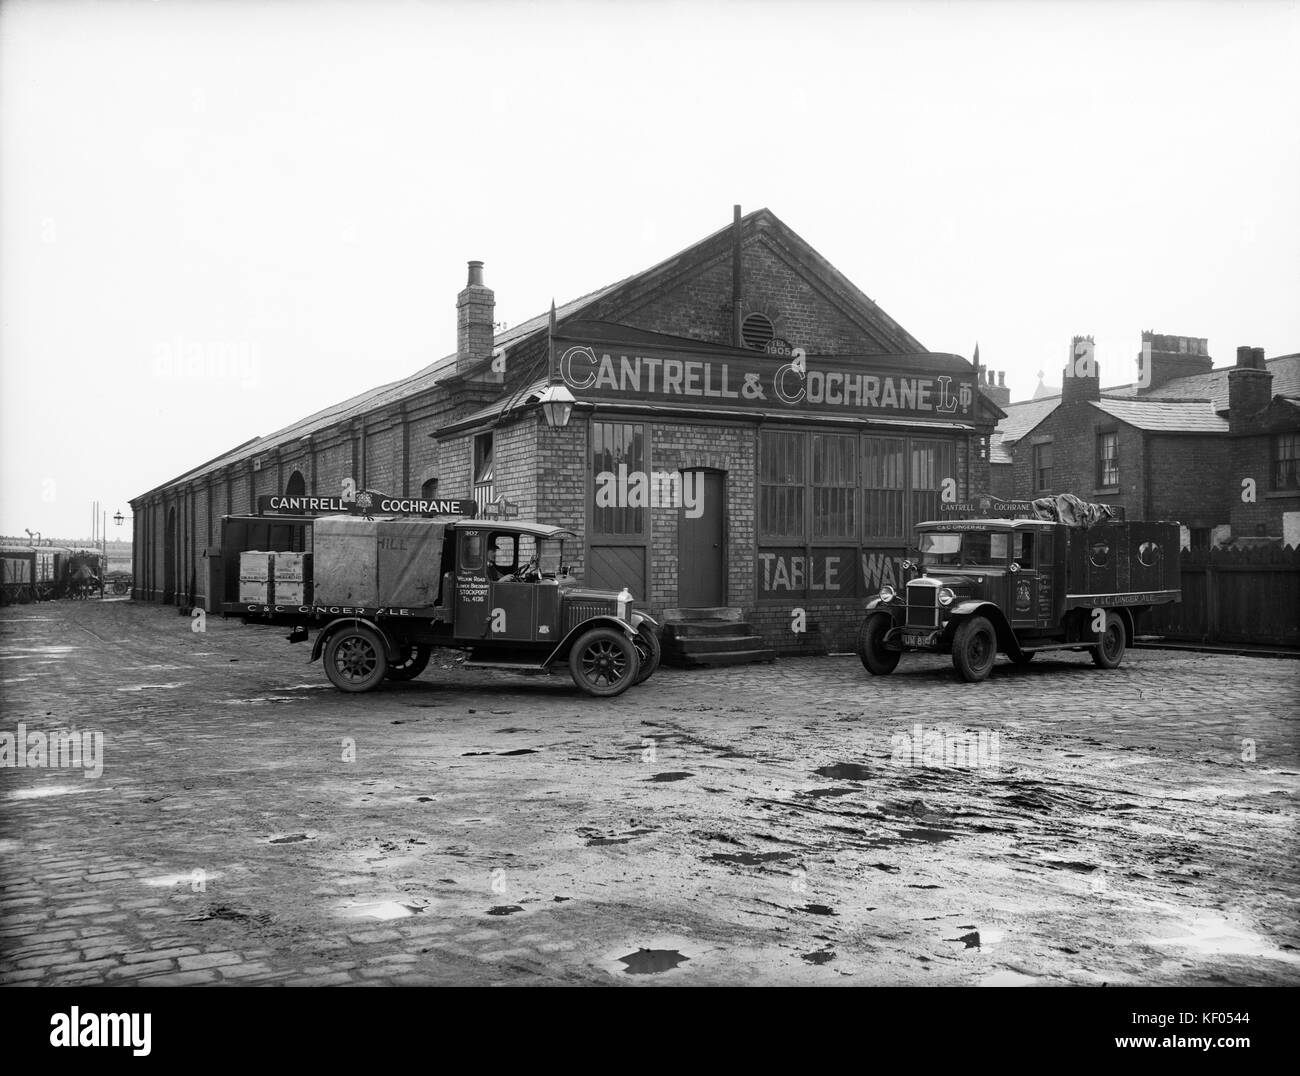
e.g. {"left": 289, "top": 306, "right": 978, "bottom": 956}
{"left": 1089, "top": 398, "right": 1228, "bottom": 433}
{"left": 135, "top": 208, "right": 935, "bottom": 500}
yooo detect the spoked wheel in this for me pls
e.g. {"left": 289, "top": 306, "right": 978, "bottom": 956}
{"left": 1090, "top": 611, "right": 1127, "bottom": 669}
{"left": 569, "top": 628, "right": 640, "bottom": 698}
{"left": 856, "top": 613, "right": 901, "bottom": 675}
{"left": 952, "top": 616, "right": 997, "bottom": 682}
{"left": 385, "top": 644, "right": 432, "bottom": 681}
{"left": 632, "top": 627, "right": 661, "bottom": 685}
{"left": 323, "top": 625, "right": 389, "bottom": 693}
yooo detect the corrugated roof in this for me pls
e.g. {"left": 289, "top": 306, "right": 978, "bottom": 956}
{"left": 1089, "top": 398, "right": 1228, "bottom": 433}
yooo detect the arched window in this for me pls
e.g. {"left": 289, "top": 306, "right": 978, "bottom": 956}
{"left": 286, "top": 470, "right": 306, "bottom": 496}
{"left": 421, "top": 477, "right": 438, "bottom": 500}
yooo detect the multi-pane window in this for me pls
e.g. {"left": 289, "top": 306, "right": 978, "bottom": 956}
{"left": 760, "top": 432, "right": 958, "bottom": 542}
{"left": 591, "top": 421, "right": 646, "bottom": 535}
{"left": 1097, "top": 431, "right": 1119, "bottom": 488}
{"left": 910, "top": 439, "right": 955, "bottom": 529}
{"left": 473, "top": 432, "right": 494, "bottom": 510}
{"left": 759, "top": 431, "right": 806, "bottom": 538}
{"left": 1033, "top": 442, "right": 1053, "bottom": 492}
{"left": 1274, "top": 434, "right": 1300, "bottom": 490}
{"left": 862, "top": 436, "right": 905, "bottom": 539}
{"left": 811, "top": 434, "right": 856, "bottom": 539}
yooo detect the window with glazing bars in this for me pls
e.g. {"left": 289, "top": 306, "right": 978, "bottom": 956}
{"left": 1033, "top": 442, "right": 1053, "bottom": 492}
{"left": 591, "top": 421, "right": 646, "bottom": 535}
{"left": 862, "top": 436, "right": 905, "bottom": 539}
{"left": 1097, "top": 430, "right": 1119, "bottom": 487}
{"left": 910, "top": 439, "right": 955, "bottom": 528}
{"left": 811, "top": 434, "right": 857, "bottom": 539}
{"left": 1274, "top": 434, "right": 1300, "bottom": 490}
{"left": 759, "top": 431, "right": 805, "bottom": 538}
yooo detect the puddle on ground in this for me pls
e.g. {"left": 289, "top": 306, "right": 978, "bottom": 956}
{"left": 0, "top": 645, "right": 79, "bottom": 654}
{"left": 814, "top": 762, "right": 873, "bottom": 781}
{"left": 143, "top": 871, "right": 224, "bottom": 887}
{"left": 116, "top": 683, "right": 188, "bottom": 692}
{"left": 950, "top": 931, "right": 981, "bottom": 949}
{"left": 895, "top": 828, "right": 956, "bottom": 844}
{"left": 619, "top": 948, "right": 689, "bottom": 974}
{"left": 487, "top": 905, "right": 523, "bottom": 916}
{"left": 343, "top": 900, "right": 426, "bottom": 920}
{"left": 802, "top": 949, "right": 836, "bottom": 965}
{"left": 801, "top": 904, "right": 838, "bottom": 916}
{"left": 266, "top": 833, "right": 315, "bottom": 844}
{"left": 802, "top": 786, "right": 857, "bottom": 798}
{"left": 646, "top": 772, "right": 694, "bottom": 782}
{"left": 498, "top": 748, "right": 538, "bottom": 756}
{"left": 1147, "top": 916, "right": 1300, "bottom": 963}
{"left": 5, "top": 785, "right": 90, "bottom": 800}
{"left": 709, "top": 851, "right": 796, "bottom": 866}
{"left": 981, "top": 969, "right": 1038, "bottom": 986}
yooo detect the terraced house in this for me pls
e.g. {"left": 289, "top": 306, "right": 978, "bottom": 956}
{"left": 131, "top": 207, "right": 1005, "bottom": 655}
{"left": 991, "top": 334, "right": 1300, "bottom": 549}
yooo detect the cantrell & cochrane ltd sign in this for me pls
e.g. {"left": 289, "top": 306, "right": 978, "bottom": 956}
{"left": 556, "top": 340, "right": 977, "bottom": 419}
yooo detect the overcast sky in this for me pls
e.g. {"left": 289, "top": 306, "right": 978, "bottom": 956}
{"left": 2, "top": 0, "right": 1297, "bottom": 540}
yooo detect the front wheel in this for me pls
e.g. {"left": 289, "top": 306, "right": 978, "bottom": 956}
{"left": 1090, "top": 611, "right": 1127, "bottom": 669}
{"left": 569, "top": 628, "right": 640, "bottom": 698}
{"left": 386, "top": 643, "right": 432, "bottom": 681}
{"left": 323, "top": 625, "right": 389, "bottom": 693}
{"left": 856, "top": 613, "right": 901, "bottom": 675}
{"left": 951, "top": 616, "right": 997, "bottom": 682}
{"left": 632, "top": 627, "right": 661, "bottom": 685}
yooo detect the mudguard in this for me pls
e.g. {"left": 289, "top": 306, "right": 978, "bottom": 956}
{"left": 543, "top": 615, "right": 640, "bottom": 667}
{"left": 309, "top": 616, "right": 400, "bottom": 664}
{"left": 946, "top": 601, "right": 1020, "bottom": 655}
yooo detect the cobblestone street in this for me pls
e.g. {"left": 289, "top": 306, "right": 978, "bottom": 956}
{"left": 1, "top": 600, "right": 1297, "bottom": 986}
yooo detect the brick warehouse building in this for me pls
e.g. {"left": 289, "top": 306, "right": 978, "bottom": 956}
{"left": 991, "top": 333, "right": 1300, "bottom": 548}
{"left": 131, "top": 208, "right": 1005, "bottom": 652}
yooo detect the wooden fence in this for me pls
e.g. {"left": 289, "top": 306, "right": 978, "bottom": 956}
{"left": 1142, "top": 544, "right": 1300, "bottom": 648}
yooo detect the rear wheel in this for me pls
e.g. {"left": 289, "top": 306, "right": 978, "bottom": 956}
{"left": 1090, "top": 611, "right": 1127, "bottom": 669}
{"left": 569, "top": 628, "right": 639, "bottom": 698}
{"left": 952, "top": 616, "right": 997, "bottom": 682}
{"left": 386, "top": 643, "right": 432, "bottom": 681}
{"left": 856, "top": 613, "right": 901, "bottom": 675}
{"left": 632, "top": 627, "right": 661, "bottom": 685}
{"left": 323, "top": 625, "right": 389, "bottom": 693}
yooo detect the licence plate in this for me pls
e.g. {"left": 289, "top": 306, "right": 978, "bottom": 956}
{"left": 902, "top": 631, "right": 931, "bottom": 648}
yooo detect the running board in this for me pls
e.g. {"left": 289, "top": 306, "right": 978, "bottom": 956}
{"left": 462, "top": 660, "right": 550, "bottom": 672}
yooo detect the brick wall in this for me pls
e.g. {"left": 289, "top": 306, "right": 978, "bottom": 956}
{"left": 605, "top": 237, "right": 896, "bottom": 355}
{"left": 1146, "top": 434, "right": 1232, "bottom": 528}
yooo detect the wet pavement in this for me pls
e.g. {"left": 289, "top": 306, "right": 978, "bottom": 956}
{"left": 1, "top": 600, "right": 1297, "bottom": 985}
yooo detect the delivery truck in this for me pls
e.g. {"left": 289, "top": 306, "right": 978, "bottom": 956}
{"left": 856, "top": 496, "right": 1182, "bottom": 682}
{"left": 214, "top": 513, "right": 660, "bottom": 697}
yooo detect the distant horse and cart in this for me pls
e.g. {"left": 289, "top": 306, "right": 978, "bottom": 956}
{"left": 0, "top": 546, "right": 125, "bottom": 605}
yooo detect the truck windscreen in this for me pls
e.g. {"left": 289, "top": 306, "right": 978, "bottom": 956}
{"left": 919, "top": 531, "right": 1009, "bottom": 567}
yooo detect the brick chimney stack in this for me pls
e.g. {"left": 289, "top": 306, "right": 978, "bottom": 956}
{"left": 980, "top": 368, "right": 1011, "bottom": 408}
{"left": 456, "top": 260, "right": 495, "bottom": 374}
{"left": 1228, "top": 345, "right": 1272, "bottom": 432}
{"left": 1061, "top": 335, "right": 1101, "bottom": 405}
{"left": 1139, "top": 331, "right": 1213, "bottom": 393}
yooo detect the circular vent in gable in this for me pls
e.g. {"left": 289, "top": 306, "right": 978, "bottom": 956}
{"left": 741, "top": 312, "right": 775, "bottom": 350}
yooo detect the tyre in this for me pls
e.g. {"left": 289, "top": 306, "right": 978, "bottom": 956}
{"left": 951, "top": 616, "right": 997, "bottom": 682}
{"left": 385, "top": 643, "right": 432, "bottom": 681}
{"left": 632, "top": 627, "right": 661, "bottom": 685}
{"left": 569, "top": 627, "right": 640, "bottom": 698}
{"left": 1090, "top": 611, "right": 1127, "bottom": 669}
{"left": 856, "top": 613, "right": 901, "bottom": 675}
{"left": 323, "top": 625, "right": 389, "bottom": 693}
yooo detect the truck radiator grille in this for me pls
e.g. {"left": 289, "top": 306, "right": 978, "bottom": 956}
{"left": 906, "top": 584, "right": 939, "bottom": 628}
{"left": 565, "top": 601, "right": 615, "bottom": 633}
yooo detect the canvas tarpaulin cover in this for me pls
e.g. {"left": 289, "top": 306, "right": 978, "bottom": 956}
{"left": 312, "top": 516, "right": 445, "bottom": 607}
{"left": 1031, "top": 493, "right": 1120, "bottom": 529}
